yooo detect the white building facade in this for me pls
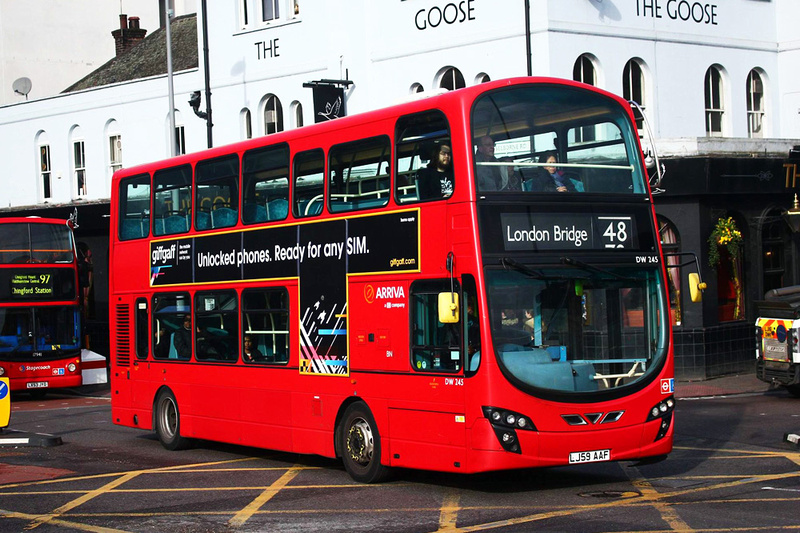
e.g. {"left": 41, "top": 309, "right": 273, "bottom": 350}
{"left": 1, "top": 0, "right": 798, "bottom": 378}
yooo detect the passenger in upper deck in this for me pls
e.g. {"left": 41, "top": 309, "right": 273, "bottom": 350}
{"left": 499, "top": 157, "right": 522, "bottom": 191}
{"left": 416, "top": 141, "right": 454, "bottom": 200}
{"left": 528, "top": 152, "right": 580, "bottom": 193}
{"left": 475, "top": 135, "right": 502, "bottom": 191}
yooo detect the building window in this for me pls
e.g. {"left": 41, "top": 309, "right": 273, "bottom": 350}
{"left": 291, "top": 101, "right": 304, "bottom": 128}
{"left": 264, "top": 94, "right": 284, "bottom": 135}
{"left": 239, "top": 0, "right": 249, "bottom": 28}
{"left": 439, "top": 67, "right": 465, "bottom": 91}
{"left": 410, "top": 83, "right": 424, "bottom": 94}
{"left": 262, "top": 0, "right": 280, "bottom": 21}
{"left": 73, "top": 140, "right": 86, "bottom": 196}
{"left": 476, "top": 73, "right": 491, "bottom": 84}
{"left": 242, "top": 108, "right": 253, "bottom": 139}
{"left": 573, "top": 54, "right": 596, "bottom": 86}
{"left": 109, "top": 134, "right": 123, "bottom": 175}
{"left": 174, "top": 125, "right": 186, "bottom": 156}
{"left": 762, "top": 208, "right": 787, "bottom": 295}
{"left": 623, "top": 59, "right": 646, "bottom": 130}
{"left": 40, "top": 144, "right": 51, "bottom": 199}
{"left": 704, "top": 66, "right": 725, "bottom": 137}
{"left": 658, "top": 216, "right": 681, "bottom": 326}
{"left": 747, "top": 69, "right": 765, "bottom": 139}
{"left": 573, "top": 55, "right": 598, "bottom": 142}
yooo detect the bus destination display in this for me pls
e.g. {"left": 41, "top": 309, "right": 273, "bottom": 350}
{"left": 501, "top": 212, "right": 637, "bottom": 251}
{"left": 10, "top": 273, "right": 54, "bottom": 298}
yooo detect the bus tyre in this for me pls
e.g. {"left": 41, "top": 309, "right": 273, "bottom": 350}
{"left": 340, "top": 403, "right": 390, "bottom": 483}
{"left": 155, "top": 389, "right": 191, "bottom": 451}
{"left": 787, "top": 384, "right": 800, "bottom": 398}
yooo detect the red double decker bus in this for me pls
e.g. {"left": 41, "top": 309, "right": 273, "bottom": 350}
{"left": 0, "top": 217, "right": 106, "bottom": 396}
{"left": 109, "top": 77, "right": 675, "bottom": 482}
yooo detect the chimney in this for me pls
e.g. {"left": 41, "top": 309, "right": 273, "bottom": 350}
{"left": 112, "top": 14, "right": 148, "bottom": 57}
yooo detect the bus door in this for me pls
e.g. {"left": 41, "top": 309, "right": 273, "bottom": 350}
{"left": 388, "top": 277, "right": 470, "bottom": 471}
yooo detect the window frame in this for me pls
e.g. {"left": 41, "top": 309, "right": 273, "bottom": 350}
{"left": 410, "top": 279, "right": 464, "bottom": 374}
{"left": 241, "top": 287, "right": 291, "bottom": 364}
{"left": 327, "top": 136, "right": 392, "bottom": 214}
{"left": 704, "top": 66, "right": 725, "bottom": 137}
{"left": 118, "top": 173, "right": 151, "bottom": 241}
{"left": 293, "top": 148, "right": 325, "bottom": 218}
{"left": 195, "top": 154, "right": 240, "bottom": 231}
{"left": 194, "top": 290, "right": 239, "bottom": 363}
{"left": 242, "top": 143, "right": 290, "bottom": 224}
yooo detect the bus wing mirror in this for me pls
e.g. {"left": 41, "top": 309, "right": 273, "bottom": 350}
{"left": 438, "top": 293, "right": 460, "bottom": 324}
{"left": 689, "top": 273, "right": 707, "bottom": 303}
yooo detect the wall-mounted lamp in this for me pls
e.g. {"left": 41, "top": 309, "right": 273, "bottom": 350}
{"left": 784, "top": 194, "right": 800, "bottom": 233}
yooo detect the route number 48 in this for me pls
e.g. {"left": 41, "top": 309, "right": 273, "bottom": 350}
{"left": 603, "top": 221, "right": 629, "bottom": 248}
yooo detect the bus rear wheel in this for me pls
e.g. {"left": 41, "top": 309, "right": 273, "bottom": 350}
{"left": 340, "top": 403, "right": 390, "bottom": 483}
{"left": 155, "top": 389, "right": 191, "bottom": 451}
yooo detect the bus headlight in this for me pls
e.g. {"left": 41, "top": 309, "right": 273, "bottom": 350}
{"left": 647, "top": 396, "right": 675, "bottom": 442}
{"left": 482, "top": 406, "right": 537, "bottom": 454}
{"left": 67, "top": 363, "right": 77, "bottom": 373}
{"left": 0, "top": 366, "right": 5, "bottom": 376}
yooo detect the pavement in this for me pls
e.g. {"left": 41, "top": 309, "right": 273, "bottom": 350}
{"left": 676, "top": 373, "right": 778, "bottom": 399}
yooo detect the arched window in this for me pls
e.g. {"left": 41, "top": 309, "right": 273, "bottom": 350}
{"left": 410, "top": 83, "right": 424, "bottom": 94}
{"left": 35, "top": 130, "right": 51, "bottom": 200}
{"left": 573, "top": 54, "right": 596, "bottom": 86}
{"left": 623, "top": 59, "right": 646, "bottom": 130}
{"left": 439, "top": 67, "right": 465, "bottom": 91}
{"left": 573, "top": 55, "right": 598, "bottom": 141}
{"left": 70, "top": 125, "right": 87, "bottom": 198}
{"left": 263, "top": 94, "right": 284, "bottom": 135}
{"left": 704, "top": 66, "right": 725, "bottom": 136}
{"left": 746, "top": 69, "right": 765, "bottom": 139}
{"left": 658, "top": 216, "right": 682, "bottom": 326}
{"left": 241, "top": 108, "right": 252, "bottom": 140}
{"left": 475, "top": 73, "right": 491, "bottom": 84}
{"left": 291, "top": 101, "right": 304, "bottom": 128}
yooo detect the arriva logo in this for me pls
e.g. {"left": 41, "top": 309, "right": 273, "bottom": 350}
{"left": 364, "top": 285, "right": 405, "bottom": 304}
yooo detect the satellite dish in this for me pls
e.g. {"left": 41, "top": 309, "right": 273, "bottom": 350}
{"left": 12, "top": 77, "right": 32, "bottom": 98}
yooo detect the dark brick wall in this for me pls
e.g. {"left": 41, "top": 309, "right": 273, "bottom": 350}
{"left": 673, "top": 321, "right": 754, "bottom": 380}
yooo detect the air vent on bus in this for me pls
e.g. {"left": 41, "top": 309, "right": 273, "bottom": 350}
{"left": 115, "top": 304, "right": 131, "bottom": 367}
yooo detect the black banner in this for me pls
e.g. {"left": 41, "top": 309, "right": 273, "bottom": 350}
{"left": 149, "top": 210, "right": 419, "bottom": 286}
{"left": 312, "top": 85, "right": 346, "bottom": 123}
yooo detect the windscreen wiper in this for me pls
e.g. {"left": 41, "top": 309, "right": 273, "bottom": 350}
{"left": 500, "top": 257, "right": 545, "bottom": 279}
{"left": 560, "top": 257, "right": 636, "bottom": 281}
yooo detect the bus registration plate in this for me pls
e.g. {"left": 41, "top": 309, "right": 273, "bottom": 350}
{"left": 569, "top": 449, "right": 610, "bottom": 464}
{"left": 26, "top": 381, "right": 48, "bottom": 389}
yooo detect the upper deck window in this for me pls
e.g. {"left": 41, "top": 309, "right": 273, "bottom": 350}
{"left": 195, "top": 155, "right": 240, "bottom": 231}
{"left": 0, "top": 223, "right": 74, "bottom": 264}
{"left": 243, "top": 144, "right": 289, "bottom": 224}
{"left": 395, "top": 111, "right": 453, "bottom": 204}
{"left": 328, "top": 136, "right": 391, "bottom": 213}
{"left": 153, "top": 165, "right": 192, "bottom": 237}
{"left": 119, "top": 174, "right": 151, "bottom": 241}
{"left": 472, "top": 85, "right": 647, "bottom": 195}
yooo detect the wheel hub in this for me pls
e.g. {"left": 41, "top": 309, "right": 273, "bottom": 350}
{"left": 346, "top": 418, "right": 374, "bottom": 465}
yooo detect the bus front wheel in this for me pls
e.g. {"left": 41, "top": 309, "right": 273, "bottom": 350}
{"left": 155, "top": 389, "right": 191, "bottom": 451}
{"left": 340, "top": 403, "right": 390, "bottom": 483}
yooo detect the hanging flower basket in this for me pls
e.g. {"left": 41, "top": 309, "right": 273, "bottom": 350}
{"left": 708, "top": 217, "right": 744, "bottom": 320}
{"left": 708, "top": 217, "right": 742, "bottom": 268}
